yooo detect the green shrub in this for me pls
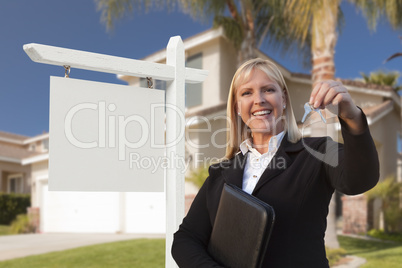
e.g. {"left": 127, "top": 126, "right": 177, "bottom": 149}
{"left": 367, "top": 229, "right": 402, "bottom": 243}
{"left": 365, "top": 176, "right": 402, "bottom": 233}
{"left": 185, "top": 166, "right": 210, "bottom": 189}
{"left": 0, "top": 224, "right": 11, "bottom": 235}
{"left": 326, "top": 247, "right": 347, "bottom": 266}
{"left": 10, "top": 214, "right": 35, "bottom": 234}
{"left": 0, "top": 193, "right": 31, "bottom": 225}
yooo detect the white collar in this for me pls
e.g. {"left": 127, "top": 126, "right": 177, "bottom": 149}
{"left": 239, "top": 131, "right": 285, "bottom": 157}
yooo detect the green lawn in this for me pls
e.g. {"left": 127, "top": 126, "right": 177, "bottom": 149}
{"left": 1, "top": 235, "right": 401, "bottom": 267}
{"left": 0, "top": 225, "right": 11, "bottom": 236}
{"left": 338, "top": 235, "right": 402, "bottom": 268}
{"left": 0, "top": 239, "right": 165, "bottom": 268}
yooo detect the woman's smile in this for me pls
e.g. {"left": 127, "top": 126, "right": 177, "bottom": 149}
{"left": 252, "top": 109, "right": 272, "bottom": 117}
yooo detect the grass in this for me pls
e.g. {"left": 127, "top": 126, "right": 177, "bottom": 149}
{"left": 0, "top": 239, "right": 165, "bottom": 268}
{"left": 338, "top": 235, "right": 402, "bottom": 268}
{"left": 0, "top": 225, "right": 11, "bottom": 236}
{"left": 1, "top": 235, "right": 402, "bottom": 267}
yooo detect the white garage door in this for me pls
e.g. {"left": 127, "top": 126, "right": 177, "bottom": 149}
{"left": 41, "top": 182, "right": 166, "bottom": 233}
{"left": 41, "top": 183, "right": 120, "bottom": 233}
{"left": 125, "top": 192, "right": 166, "bottom": 234}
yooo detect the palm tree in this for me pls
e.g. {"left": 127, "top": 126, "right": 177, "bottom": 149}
{"left": 284, "top": 0, "right": 402, "bottom": 84}
{"left": 360, "top": 70, "right": 402, "bottom": 92}
{"left": 95, "top": 0, "right": 311, "bottom": 65}
{"left": 284, "top": 0, "right": 402, "bottom": 249}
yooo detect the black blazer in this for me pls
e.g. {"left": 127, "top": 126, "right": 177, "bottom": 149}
{"left": 172, "top": 116, "right": 379, "bottom": 268}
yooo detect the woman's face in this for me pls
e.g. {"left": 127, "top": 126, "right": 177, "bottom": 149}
{"left": 235, "top": 68, "right": 286, "bottom": 137}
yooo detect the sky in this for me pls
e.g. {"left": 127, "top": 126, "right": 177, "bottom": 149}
{"left": 0, "top": 0, "right": 401, "bottom": 137}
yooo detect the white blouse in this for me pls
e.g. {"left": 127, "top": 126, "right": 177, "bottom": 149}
{"left": 239, "top": 131, "right": 285, "bottom": 194}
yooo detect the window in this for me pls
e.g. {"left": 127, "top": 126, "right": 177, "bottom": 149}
{"left": 185, "top": 53, "right": 203, "bottom": 108}
{"left": 42, "top": 139, "right": 49, "bottom": 151}
{"left": 29, "top": 144, "right": 36, "bottom": 152}
{"left": 397, "top": 131, "right": 402, "bottom": 154}
{"left": 8, "top": 174, "right": 23, "bottom": 193}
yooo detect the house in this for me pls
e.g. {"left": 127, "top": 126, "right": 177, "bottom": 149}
{"left": 119, "top": 27, "right": 402, "bottom": 234}
{"left": 0, "top": 131, "right": 48, "bottom": 195}
{"left": 2, "top": 27, "right": 401, "bottom": 234}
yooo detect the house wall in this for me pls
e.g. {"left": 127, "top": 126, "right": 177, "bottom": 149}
{"left": 185, "top": 37, "right": 225, "bottom": 114}
{"left": 186, "top": 111, "right": 228, "bottom": 170}
{"left": 342, "top": 103, "right": 400, "bottom": 232}
{"left": 286, "top": 80, "right": 312, "bottom": 122}
{"left": 369, "top": 108, "right": 401, "bottom": 181}
{"left": 0, "top": 161, "right": 31, "bottom": 194}
{"left": 218, "top": 37, "right": 238, "bottom": 103}
{"left": 184, "top": 36, "right": 238, "bottom": 169}
{"left": 349, "top": 91, "right": 385, "bottom": 109}
{"left": 31, "top": 160, "right": 48, "bottom": 207}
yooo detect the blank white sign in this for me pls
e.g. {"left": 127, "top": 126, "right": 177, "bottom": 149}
{"left": 49, "top": 77, "right": 165, "bottom": 192}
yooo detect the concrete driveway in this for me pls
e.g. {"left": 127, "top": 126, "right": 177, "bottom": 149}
{"left": 0, "top": 233, "right": 164, "bottom": 261}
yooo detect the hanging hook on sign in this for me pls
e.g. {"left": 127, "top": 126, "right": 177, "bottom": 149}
{"left": 64, "top": 65, "right": 71, "bottom": 78}
{"left": 147, "top": 77, "right": 153, "bottom": 89}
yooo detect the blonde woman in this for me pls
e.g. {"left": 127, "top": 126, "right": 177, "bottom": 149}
{"left": 172, "top": 58, "right": 379, "bottom": 267}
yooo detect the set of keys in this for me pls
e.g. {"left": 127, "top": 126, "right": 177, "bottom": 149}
{"left": 301, "top": 102, "right": 327, "bottom": 123}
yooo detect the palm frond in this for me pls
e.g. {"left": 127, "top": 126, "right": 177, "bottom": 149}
{"left": 384, "top": 52, "right": 402, "bottom": 63}
{"left": 178, "top": 0, "right": 227, "bottom": 22}
{"left": 360, "top": 70, "right": 400, "bottom": 88}
{"left": 348, "top": 0, "right": 402, "bottom": 31}
{"left": 95, "top": 0, "right": 173, "bottom": 30}
{"left": 213, "top": 16, "right": 243, "bottom": 49}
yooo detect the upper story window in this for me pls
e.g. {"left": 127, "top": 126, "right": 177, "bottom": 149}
{"left": 397, "top": 131, "right": 402, "bottom": 154}
{"left": 185, "top": 53, "right": 203, "bottom": 108}
{"left": 42, "top": 139, "right": 49, "bottom": 152}
{"left": 29, "top": 144, "right": 36, "bottom": 152}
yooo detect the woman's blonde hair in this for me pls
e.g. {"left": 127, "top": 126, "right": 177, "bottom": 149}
{"left": 225, "top": 58, "right": 301, "bottom": 159}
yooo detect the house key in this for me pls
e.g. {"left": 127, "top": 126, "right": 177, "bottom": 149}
{"left": 301, "top": 102, "right": 327, "bottom": 123}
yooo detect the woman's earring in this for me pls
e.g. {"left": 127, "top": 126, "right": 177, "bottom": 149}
{"left": 283, "top": 105, "right": 286, "bottom": 109}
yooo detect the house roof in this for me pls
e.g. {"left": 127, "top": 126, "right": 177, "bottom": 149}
{"left": 291, "top": 73, "right": 395, "bottom": 92}
{"left": 0, "top": 130, "right": 49, "bottom": 164}
{"left": 362, "top": 100, "right": 394, "bottom": 125}
{"left": 0, "top": 131, "right": 29, "bottom": 144}
{"left": 0, "top": 143, "right": 43, "bottom": 163}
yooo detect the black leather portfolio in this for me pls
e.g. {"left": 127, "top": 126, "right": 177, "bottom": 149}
{"left": 208, "top": 183, "right": 275, "bottom": 268}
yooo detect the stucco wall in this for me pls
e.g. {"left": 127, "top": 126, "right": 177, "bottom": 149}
{"left": 369, "top": 108, "right": 401, "bottom": 181}
{"left": 286, "top": 80, "right": 312, "bottom": 122}
{"left": 0, "top": 161, "right": 31, "bottom": 194}
{"left": 31, "top": 160, "right": 48, "bottom": 207}
{"left": 186, "top": 113, "right": 227, "bottom": 170}
{"left": 218, "top": 37, "right": 237, "bottom": 103}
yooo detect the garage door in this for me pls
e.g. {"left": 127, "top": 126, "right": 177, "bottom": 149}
{"left": 41, "top": 183, "right": 120, "bottom": 233}
{"left": 40, "top": 182, "right": 166, "bottom": 233}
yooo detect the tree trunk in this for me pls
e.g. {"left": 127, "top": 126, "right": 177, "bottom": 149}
{"left": 311, "top": 0, "right": 337, "bottom": 85}
{"left": 238, "top": 29, "right": 257, "bottom": 66}
{"left": 311, "top": 0, "right": 340, "bottom": 249}
{"left": 237, "top": 3, "right": 257, "bottom": 66}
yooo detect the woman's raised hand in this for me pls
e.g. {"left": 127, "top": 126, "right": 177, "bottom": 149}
{"left": 309, "top": 80, "right": 364, "bottom": 134}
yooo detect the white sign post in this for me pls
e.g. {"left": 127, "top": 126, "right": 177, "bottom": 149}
{"left": 24, "top": 36, "right": 208, "bottom": 267}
